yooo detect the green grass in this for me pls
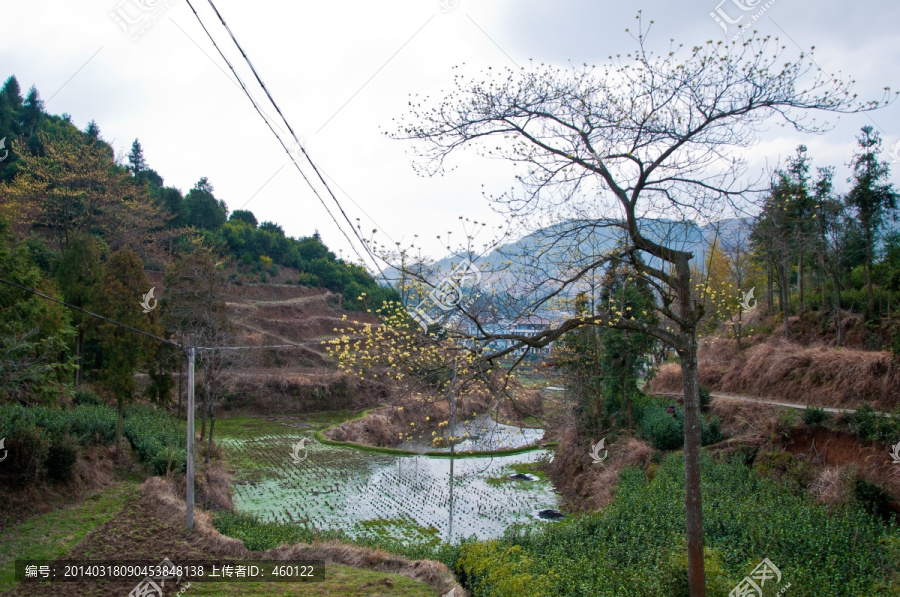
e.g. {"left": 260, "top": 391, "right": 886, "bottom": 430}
{"left": 183, "top": 564, "right": 436, "bottom": 596}
{"left": 0, "top": 482, "right": 138, "bottom": 594}
{"left": 486, "top": 461, "right": 550, "bottom": 488}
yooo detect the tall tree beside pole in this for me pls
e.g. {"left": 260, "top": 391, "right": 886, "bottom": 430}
{"left": 186, "top": 337, "right": 195, "bottom": 530}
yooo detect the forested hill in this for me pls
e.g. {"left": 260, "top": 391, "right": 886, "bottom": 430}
{"left": 0, "top": 74, "right": 397, "bottom": 310}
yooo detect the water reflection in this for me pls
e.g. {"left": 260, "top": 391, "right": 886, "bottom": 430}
{"left": 227, "top": 432, "right": 557, "bottom": 543}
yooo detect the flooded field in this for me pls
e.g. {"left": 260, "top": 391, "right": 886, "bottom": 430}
{"left": 394, "top": 413, "right": 545, "bottom": 453}
{"left": 219, "top": 414, "right": 559, "bottom": 544}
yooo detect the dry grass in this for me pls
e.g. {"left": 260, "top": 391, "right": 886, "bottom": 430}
{"left": 708, "top": 397, "right": 777, "bottom": 444}
{"left": 549, "top": 425, "right": 653, "bottom": 512}
{"left": 141, "top": 477, "right": 467, "bottom": 596}
{"left": 647, "top": 363, "right": 682, "bottom": 394}
{"left": 808, "top": 465, "right": 853, "bottom": 506}
{"left": 649, "top": 339, "right": 900, "bottom": 410}
{"left": 324, "top": 389, "right": 494, "bottom": 448}
{"left": 0, "top": 443, "right": 124, "bottom": 528}
{"left": 175, "top": 462, "right": 235, "bottom": 512}
{"left": 718, "top": 340, "right": 900, "bottom": 409}
{"left": 228, "top": 370, "right": 387, "bottom": 414}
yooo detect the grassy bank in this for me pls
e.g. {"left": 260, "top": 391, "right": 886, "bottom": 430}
{"left": 0, "top": 482, "right": 138, "bottom": 594}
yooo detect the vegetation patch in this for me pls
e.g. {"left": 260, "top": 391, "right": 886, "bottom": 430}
{"left": 0, "top": 482, "right": 138, "bottom": 594}
{"left": 457, "top": 452, "right": 900, "bottom": 596}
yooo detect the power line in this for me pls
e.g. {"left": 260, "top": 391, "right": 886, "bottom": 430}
{"left": 0, "top": 276, "right": 180, "bottom": 348}
{"left": 202, "top": 0, "right": 379, "bottom": 267}
{"left": 0, "top": 276, "right": 353, "bottom": 353}
{"left": 183, "top": 0, "right": 379, "bottom": 272}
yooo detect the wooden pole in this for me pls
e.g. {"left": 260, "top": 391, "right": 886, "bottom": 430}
{"left": 186, "top": 340, "right": 195, "bottom": 530}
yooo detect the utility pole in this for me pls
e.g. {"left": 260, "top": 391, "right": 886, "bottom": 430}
{"left": 448, "top": 358, "right": 457, "bottom": 542}
{"left": 186, "top": 337, "right": 195, "bottom": 530}
{"left": 449, "top": 358, "right": 457, "bottom": 456}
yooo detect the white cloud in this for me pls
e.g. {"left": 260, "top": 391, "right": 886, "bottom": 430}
{"left": 2, "top": 0, "right": 898, "bottom": 264}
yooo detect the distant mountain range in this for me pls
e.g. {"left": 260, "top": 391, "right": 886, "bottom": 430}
{"left": 431, "top": 216, "right": 752, "bottom": 277}
{"left": 384, "top": 216, "right": 754, "bottom": 320}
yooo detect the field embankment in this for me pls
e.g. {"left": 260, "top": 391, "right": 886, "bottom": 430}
{"left": 650, "top": 338, "right": 900, "bottom": 410}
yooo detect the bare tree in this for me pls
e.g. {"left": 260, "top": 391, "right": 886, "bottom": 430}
{"left": 720, "top": 224, "right": 757, "bottom": 352}
{"left": 191, "top": 323, "right": 247, "bottom": 463}
{"left": 162, "top": 246, "right": 234, "bottom": 452}
{"left": 391, "top": 27, "right": 892, "bottom": 595}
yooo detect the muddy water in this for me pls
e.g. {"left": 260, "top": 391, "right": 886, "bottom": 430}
{"left": 222, "top": 417, "right": 558, "bottom": 544}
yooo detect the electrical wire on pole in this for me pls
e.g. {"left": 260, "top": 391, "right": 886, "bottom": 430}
{"left": 183, "top": 0, "right": 381, "bottom": 274}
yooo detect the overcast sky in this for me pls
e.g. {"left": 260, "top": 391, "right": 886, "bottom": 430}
{"left": 2, "top": 0, "right": 899, "bottom": 267}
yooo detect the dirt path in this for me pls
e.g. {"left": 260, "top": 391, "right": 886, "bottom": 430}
{"left": 5, "top": 490, "right": 438, "bottom": 597}
{"left": 653, "top": 391, "right": 893, "bottom": 416}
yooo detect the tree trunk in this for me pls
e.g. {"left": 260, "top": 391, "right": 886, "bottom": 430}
{"left": 206, "top": 398, "right": 215, "bottom": 464}
{"left": 867, "top": 235, "right": 875, "bottom": 316}
{"left": 199, "top": 391, "right": 207, "bottom": 441}
{"left": 676, "top": 256, "right": 706, "bottom": 597}
{"left": 766, "top": 261, "right": 774, "bottom": 312}
{"left": 178, "top": 360, "right": 184, "bottom": 419}
{"left": 798, "top": 253, "right": 804, "bottom": 311}
{"left": 833, "top": 277, "right": 843, "bottom": 346}
{"left": 74, "top": 330, "right": 83, "bottom": 387}
{"left": 778, "top": 262, "right": 791, "bottom": 340}
{"left": 116, "top": 395, "right": 124, "bottom": 461}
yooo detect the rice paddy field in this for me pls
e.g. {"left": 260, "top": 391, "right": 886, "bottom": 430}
{"left": 217, "top": 414, "right": 559, "bottom": 545}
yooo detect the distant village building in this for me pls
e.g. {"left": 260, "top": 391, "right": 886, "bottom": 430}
{"left": 454, "top": 314, "right": 556, "bottom": 357}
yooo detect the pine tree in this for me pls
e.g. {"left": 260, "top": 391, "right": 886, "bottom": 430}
{"left": 94, "top": 247, "right": 159, "bottom": 459}
{"left": 846, "top": 126, "right": 898, "bottom": 316}
{"left": 127, "top": 138, "right": 147, "bottom": 175}
{"left": 20, "top": 85, "right": 43, "bottom": 137}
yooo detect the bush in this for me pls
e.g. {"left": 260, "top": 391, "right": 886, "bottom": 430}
{"left": 637, "top": 403, "right": 723, "bottom": 451}
{"left": 4, "top": 424, "right": 51, "bottom": 484}
{"left": 72, "top": 388, "right": 102, "bottom": 406}
{"left": 0, "top": 403, "right": 183, "bottom": 480}
{"left": 639, "top": 407, "right": 683, "bottom": 450}
{"left": 699, "top": 385, "right": 711, "bottom": 408}
{"left": 46, "top": 434, "right": 79, "bottom": 481}
{"left": 849, "top": 404, "right": 897, "bottom": 442}
{"left": 123, "top": 405, "right": 186, "bottom": 474}
{"left": 854, "top": 478, "right": 895, "bottom": 522}
{"left": 802, "top": 406, "right": 829, "bottom": 426}
{"left": 456, "top": 541, "right": 554, "bottom": 597}
{"left": 297, "top": 273, "right": 318, "bottom": 287}
{"left": 775, "top": 408, "right": 799, "bottom": 440}
{"left": 460, "top": 454, "right": 898, "bottom": 595}
{"left": 701, "top": 416, "right": 723, "bottom": 445}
